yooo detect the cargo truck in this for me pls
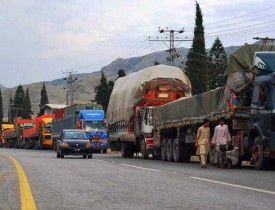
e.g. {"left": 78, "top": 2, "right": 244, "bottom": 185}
{"left": 148, "top": 45, "right": 275, "bottom": 170}
{"left": 106, "top": 64, "right": 192, "bottom": 157}
{"left": 20, "top": 115, "right": 54, "bottom": 149}
{"left": 0, "top": 124, "right": 15, "bottom": 147}
{"left": 52, "top": 104, "right": 108, "bottom": 152}
{"left": 3, "top": 119, "right": 36, "bottom": 148}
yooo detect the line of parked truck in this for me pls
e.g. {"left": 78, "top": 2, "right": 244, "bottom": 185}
{"left": 1, "top": 44, "right": 274, "bottom": 170}
{"left": 0, "top": 104, "right": 109, "bottom": 153}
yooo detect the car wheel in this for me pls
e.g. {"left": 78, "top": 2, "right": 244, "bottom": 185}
{"left": 57, "top": 151, "right": 60, "bottom": 158}
{"left": 60, "top": 150, "right": 64, "bottom": 158}
{"left": 83, "top": 155, "right": 87, "bottom": 159}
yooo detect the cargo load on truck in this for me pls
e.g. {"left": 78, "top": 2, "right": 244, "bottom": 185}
{"left": 107, "top": 64, "right": 191, "bottom": 125}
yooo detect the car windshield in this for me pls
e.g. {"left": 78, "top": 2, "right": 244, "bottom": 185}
{"left": 63, "top": 131, "right": 88, "bottom": 140}
{"left": 84, "top": 121, "right": 105, "bottom": 131}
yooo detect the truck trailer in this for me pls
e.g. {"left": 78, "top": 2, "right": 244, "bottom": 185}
{"left": 149, "top": 45, "right": 275, "bottom": 170}
{"left": 106, "top": 64, "right": 192, "bottom": 157}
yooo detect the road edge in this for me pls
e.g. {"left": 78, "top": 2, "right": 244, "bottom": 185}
{"left": 0, "top": 153, "right": 37, "bottom": 210}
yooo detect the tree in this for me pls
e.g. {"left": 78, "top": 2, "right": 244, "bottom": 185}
{"left": 185, "top": 2, "right": 208, "bottom": 94}
{"left": 38, "top": 83, "right": 49, "bottom": 116}
{"left": 22, "top": 88, "right": 32, "bottom": 119}
{"left": 8, "top": 95, "right": 14, "bottom": 123}
{"left": 0, "top": 88, "right": 3, "bottom": 124}
{"left": 116, "top": 69, "right": 126, "bottom": 80}
{"left": 13, "top": 85, "right": 25, "bottom": 118}
{"left": 94, "top": 72, "right": 113, "bottom": 113}
{"left": 207, "top": 37, "right": 228, "bottom": 90}
{"left": 154, "top": 61, "right": 161, "bottom": 65}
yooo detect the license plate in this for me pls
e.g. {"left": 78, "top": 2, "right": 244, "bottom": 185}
{"left": 75, "top": 149, "right": 81, "bottom": 151}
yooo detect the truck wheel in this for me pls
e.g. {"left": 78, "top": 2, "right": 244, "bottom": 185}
{"left": 173, "top": 139, "right": 184, "bottom": 162}
{"left": 140, "top": 138, "right": 148, "bottom": 159}
{"left": 183, "top": 144, "right": 191, "bottom": 163}
{"left": 88, "top": 154, "right": 92, "bottom": 159}
{"left": 102, "top": 148, "right": 107, "bottom": 154}
{"left": 167, "top": 138, "right": 174, "bottom": 162}
{"left": 121, "top": 143, "right": 128, "bottom": 158}
{"left": 83, "top": 155, "right": 87, "bottom": 159}
{"left": 60, "top": 151, "right": 64, "bottom": 158}
{"left": 252, "top": 136, "right": 270, "bottom": 170}
{"left": 161, "top": 140, "right": 167, "bottom": 161}
{"left": 57, "top": 151, "right": 60, "bottom": 158}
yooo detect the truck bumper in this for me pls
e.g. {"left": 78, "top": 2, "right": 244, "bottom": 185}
{"left": 43, "top": 139, "right": 53, "bottom": 146}
{"left": 92, "top": 143, "right": 109, "bottom": 152}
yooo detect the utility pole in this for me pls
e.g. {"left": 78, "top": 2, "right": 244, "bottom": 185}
{"left": 63, "top": 70, "right": 78, "bottom": 106}
{"left": 149, "top": 27, "right": 192, "bottom": 66}
{"left": 253, "top": 37, "right": 275, "bottom": 45}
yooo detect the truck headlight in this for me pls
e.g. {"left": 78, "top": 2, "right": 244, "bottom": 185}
{"left": 61, "top": 142, "right": 69, "bottom": 148}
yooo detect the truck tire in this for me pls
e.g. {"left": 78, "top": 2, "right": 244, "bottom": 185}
{"left": 161, "top": 140, "right": 167, "bottom": 161}
{"left": 102, "top": 148, "right": 107, "bottom": 154}
{"left": 140, "top": 138, "right": 148, "bottom": 159}
{"left": 252, "top": 136, "right": 270, "bottom": 170}
{"left": 173, "top": 139, "right": 184, "bottom": 162}
{"left": 88, "top": 154, "right": 92, "bottom": 159}
{"left": 167, "top": 138, "right": 174, "bottom": 162}
{"left": 121, "top": 143, "right": 132, "bottom": 158}
{"left": 183, "top": 144, "right": 191, "bottom": 163}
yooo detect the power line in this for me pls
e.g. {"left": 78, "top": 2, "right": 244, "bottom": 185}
{"left": 149, "top": 27, "right": 192, "bottom": 66}
{"left": 253, "top": 37, "right": 275, "bottom": 45}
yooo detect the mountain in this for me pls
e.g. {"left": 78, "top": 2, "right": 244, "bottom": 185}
{"left": 1, "top": 45, "right": 241, "bottom": 117}
{"left": 0, "top": 84, "right": 6, "bottom": 89}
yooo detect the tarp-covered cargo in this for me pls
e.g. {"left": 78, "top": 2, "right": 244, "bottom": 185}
{"left": 226, "top": 45, "right": 275, "bottom": 93}
{"left": 106, "top": 65, "right": 191, "bottom": 125}
{"left": 154, "top": 87, "right": 226, "bottom": 124}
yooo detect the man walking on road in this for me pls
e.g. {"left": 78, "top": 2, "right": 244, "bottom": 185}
{"left": 195, "top": 119, "right": 211, "bottom": 168}
{"left": 212, "top": 117, "right": 231, "bottom": 168}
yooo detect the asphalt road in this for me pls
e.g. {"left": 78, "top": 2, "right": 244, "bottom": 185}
{"left": 0, "top": 148, "right": 275, "bottom": 210}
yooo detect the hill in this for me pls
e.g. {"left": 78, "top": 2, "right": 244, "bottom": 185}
{"left": 1, "top": 45, "right": 240, "bottom": 117}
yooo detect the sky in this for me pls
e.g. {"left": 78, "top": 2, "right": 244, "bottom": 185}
{"left": 0, "top": 0, "right": 275, "bottom": 88}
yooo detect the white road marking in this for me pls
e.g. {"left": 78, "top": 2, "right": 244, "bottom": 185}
{"left": 190, "top": 176, "right": 275, "bottom": 196}
{"left": 120, "top": 164, "right": 161, "bottom": 172}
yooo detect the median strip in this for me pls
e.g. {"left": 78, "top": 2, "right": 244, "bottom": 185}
{"left": 190, "top": 176, "right": 275, "bottom": 196}
{"left": 1, "top": 154, "right": 37, "bottom": 210}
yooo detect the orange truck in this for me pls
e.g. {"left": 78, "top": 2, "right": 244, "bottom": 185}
{"left": 0, "top": 124, "right": 15, "bottom": 147}
{"left": 2, "top": 119, "right": 35, "bottom": 148}
{"left": 21, "top": 114, "right": 54, "bottom": 149}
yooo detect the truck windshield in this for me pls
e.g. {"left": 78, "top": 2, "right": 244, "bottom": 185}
{"left": 84, "top": 121, "right": 105, "bottom": 131}
{"left": 44, "top": 124, "right": 52, "bottom": 133}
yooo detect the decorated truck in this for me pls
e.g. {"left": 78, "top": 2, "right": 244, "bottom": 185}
{"left": 52, "top": 104, "right": 108, "bottom": 152}
{"left": 20, "top": 115, "right": 54, "bottom": 149}
{"left": 149, "top": 45, "right": 275, "bottom": 170}
{"left": 2, "top": 119, "right": 36, "bottom": 148}
{"left": 0, "top": 124, "right": 15, "bottom": 147}
{"left": 106, "top": 64, "right": 191, "bottom": 157}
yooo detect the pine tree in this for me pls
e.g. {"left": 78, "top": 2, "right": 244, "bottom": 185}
{"left": 116, "top": 69, "right": 126, "bottom": 80}
{"left": 38, "top": 83, "right": 49, "bottom": 116}
{"left": 185, "top": 2, "right": 208, "bottom": 94}
{"left": 13, "top": 85, "right": 25, "bottom": 118}
{"left": 0, "top": 88, "right": 3, "bottom": 124}
{"left": 9, "top": 95, "right": 14, "bottom": 123}
{"left": 207, "top": 37, "right": 228, "bottom": 90}
{"left": 22, "top": 88, "right": 32, "bottom": 119}
{"left": 94, "top": 72, "right": 113, "bottom": 113}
